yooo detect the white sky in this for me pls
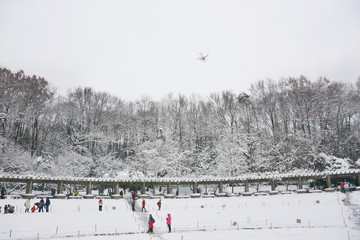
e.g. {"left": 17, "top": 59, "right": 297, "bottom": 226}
{"left": 1, "top": 0, "right": 360, "bottom": 101}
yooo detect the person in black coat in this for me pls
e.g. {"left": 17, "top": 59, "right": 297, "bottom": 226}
{"left": 38, "top": 198, "right": 45, "bottom": 212}
{"left": 45, "top": 197, "right": 51, "bottom": 212}
{"left": 131, "top": 199, "right": 136, "bottom": 211}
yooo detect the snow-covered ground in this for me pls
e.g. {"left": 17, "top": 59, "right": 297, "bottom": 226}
{"left": 1, "top": 191, "right": 359, "bottom": 240}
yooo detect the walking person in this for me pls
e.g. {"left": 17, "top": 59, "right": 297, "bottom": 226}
{"left": 38, "top": 198, "right": 45, "bottom": 212}
{"left": 141, "top": 199, "right": 147, "bottom": 212}
{"left": 132, "top": 191, "right": 136, "bottom": 200}
{"left": 131, "top": 199, "right": 135, "bottom": 212}
{"left": 157, "top": 199, "right": 161, "bottom": 210}
{"left": 147, "top": 214, "right": 155, "bottom": 234}
{"left": 166, "top": 213, "right": 172, "bottom": 233}
{"left": 45, "top": 197, "right": 51, "bottom": 212}
{"left": 24, "top": 198, "right": 31, "bottom": 213}
{"left": 340, "top": 182, "right": 345, "bottom": 193}
{"left": 108, "top": 188, "right": 112, "bottom": 198}
{"left": 98, "top": 198, "right": 103, "bottom": 211}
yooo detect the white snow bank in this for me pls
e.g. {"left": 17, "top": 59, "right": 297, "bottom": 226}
{"left": 0, "top": 192, "right": 359, "bottom": 240}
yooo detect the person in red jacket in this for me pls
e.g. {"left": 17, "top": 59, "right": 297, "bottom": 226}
{"left": 340, "top": 182, "right": 345, "bottom": 193}
{"left": 149, "top": 219, "right": 154, "bottom": 234}
{"left": 148, "top": 214, "right": 155, "bottom": 234}
{"left": 149, "top": 219, "right": 154, "bottom": 233}
{"left": 141, "top": 199, "right": 147, "bottom": 212}
{"left": 98, "top": 199, "right": 103, "bottom": 211}
{"left": 157, "top": 199, "right": 161, "bottom": 210}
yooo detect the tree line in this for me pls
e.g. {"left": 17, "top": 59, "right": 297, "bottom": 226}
{"left": 1, "top": 68, "right": 359, "bottom": 178}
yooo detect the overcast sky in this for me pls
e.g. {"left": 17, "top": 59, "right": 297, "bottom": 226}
{"left": 1, "top": 0, "right": 360, "bottom": 101}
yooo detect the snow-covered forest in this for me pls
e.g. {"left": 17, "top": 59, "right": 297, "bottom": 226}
{"left": 1, "top": 68, "right": 360, "bottom": 178}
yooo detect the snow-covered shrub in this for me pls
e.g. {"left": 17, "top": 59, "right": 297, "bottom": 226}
{"left": 317, "top": 153, "right": 352, "bottom": 171}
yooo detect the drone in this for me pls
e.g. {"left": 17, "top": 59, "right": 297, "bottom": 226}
{"left": 197, "top": 52, "right": 209, "bottom": 62}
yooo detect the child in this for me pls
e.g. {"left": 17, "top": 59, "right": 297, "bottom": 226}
{"left": 149, "top": 218, "right": 154, "bottom": 234}
{"left": 31, "top": 205, "right": 36, "bottom": 213}
{"left": 148, "top": 214, "right": 155, "bottom": 234}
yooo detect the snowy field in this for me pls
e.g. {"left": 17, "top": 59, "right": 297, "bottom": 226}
{"left": 1, "top": 191, "right": 359, "bottom": 240}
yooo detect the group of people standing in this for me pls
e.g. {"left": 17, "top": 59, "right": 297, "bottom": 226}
{"left": 147, "top": 213, "right": 172, "bottom": 234}
{"left": 2, "top": 197, "right": 51, "bottom": 214}
{"left": 3, "top": 204, "right": 15, "bottom": 214}
{"left": 141, "top": 198, "right": 171, "bottom": 234}
{"left": 98, "top": 192, "right": 172, "bottom": 234}
{"left": 25, "top": 197, "right": 51, "bottom": 213}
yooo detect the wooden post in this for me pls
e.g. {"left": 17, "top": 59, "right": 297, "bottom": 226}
{"left": 193, "top": 182, "right": 198, "bottom": 194}
{"left": 57, "top": 181, "right": 63, "bottom": 195}
{"left": 326, "top": 175, "right": 331, "bottom": 188}
{"left": 86, "top": 182, "right": 92, "bottom": 195}
{"left": 26, "top": 179, "right": 33, "bottom": 194}
{"left": 167, "top": 183, "right": 172, "bottom": 195}
{"left": 141, "top": 182, "right": 146, "bottom": 195}
{"left": 298, "top": 177, "right": 303, "bottom": 189}
{"left": 218, "top": 182, "right": 223, "bottom": 194}
{"left": 245, "top": 180, "right": 249, "bottom": 192}
{"left": 114, "top": 182, "right": 119, "bottom": 195}
{"left": 271, "top": 179, "right": 275, "bottom": 191}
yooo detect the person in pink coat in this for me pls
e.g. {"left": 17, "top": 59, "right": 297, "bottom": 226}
{"left": 166, "top": 213, "right": 172, "bottom": 233}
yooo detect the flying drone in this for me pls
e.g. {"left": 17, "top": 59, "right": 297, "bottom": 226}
{"left": 197, "top": 53, "right": 209, "bottom": 62}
